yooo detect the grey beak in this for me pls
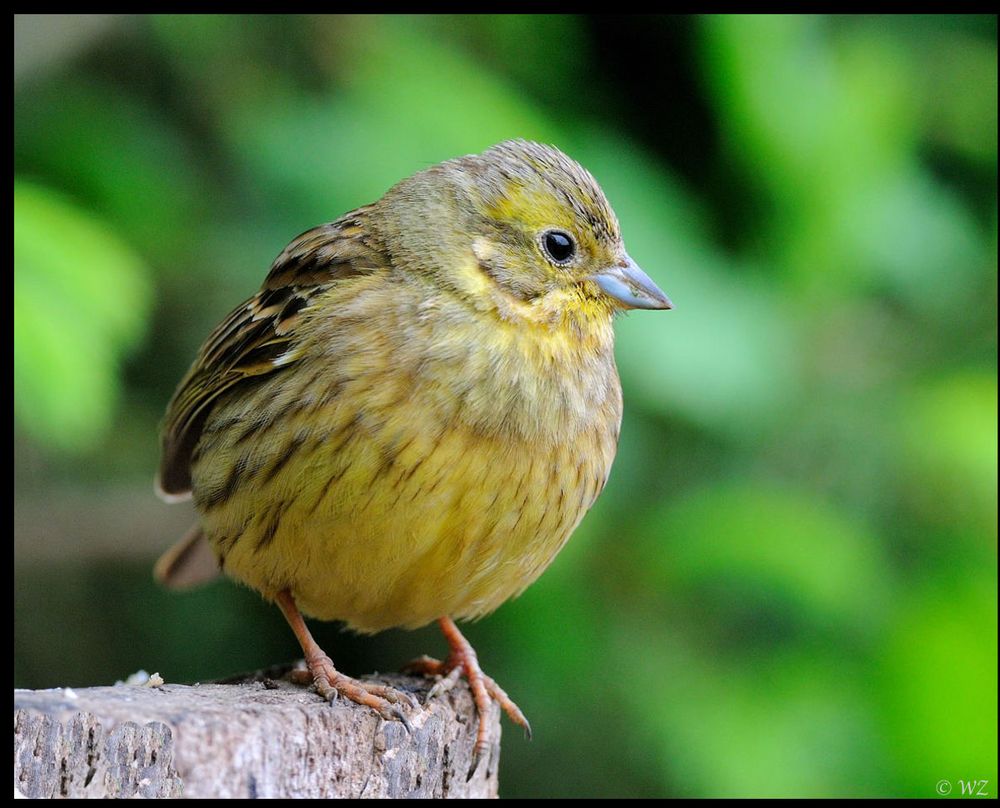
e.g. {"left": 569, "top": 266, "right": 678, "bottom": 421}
{"left": 589, "top": 255, "right": 673, "bottom": 311}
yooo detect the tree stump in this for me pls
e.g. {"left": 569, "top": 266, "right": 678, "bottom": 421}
{"left": 13, "top": 669, "right": 501, "bottom": 798}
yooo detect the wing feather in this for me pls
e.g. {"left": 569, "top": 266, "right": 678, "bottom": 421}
{"left": 157, "top": 207, "right": 382, "bottom": 497}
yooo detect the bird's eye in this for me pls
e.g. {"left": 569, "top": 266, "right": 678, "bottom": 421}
{"left": 540, "top": 230, "right": 576, "bottom": 265}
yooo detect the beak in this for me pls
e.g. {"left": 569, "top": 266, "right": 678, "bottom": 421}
{"left": 588, "top": 255, "right": 673, "bottom": 310}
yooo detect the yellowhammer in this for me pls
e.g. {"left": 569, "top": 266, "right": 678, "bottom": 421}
{"left": 155, "top": 140, "right": 671, "bottom": 766}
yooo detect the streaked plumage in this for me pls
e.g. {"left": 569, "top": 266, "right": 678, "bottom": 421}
{"left": 157, "top": 140, "right": 671, "bottom": 759}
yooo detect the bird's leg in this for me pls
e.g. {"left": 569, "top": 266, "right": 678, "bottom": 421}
{"left": 407, "top": 616, "right": 531, "bottom": 776}
{"left": 275, "top": 590, "right": 416, "bottom": 729}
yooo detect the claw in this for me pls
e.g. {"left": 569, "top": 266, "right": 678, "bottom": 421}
{"left": 359, "top": 679, "right": 419, "bottom": 709}
{"left": 275, "top": 591, "right": 417, "bottom": 733}
{"left": 412, "top": 617, "right": 530, "bottom": 770}
{"left": 398, "top": 690, "right": 421, "bottom": 709}
{"left": 391, "top": 706, "right": 414, "bottom": 734}
{"left": 298, "top": 655, "right": 416, "bottom": 730}
{"left": 466, "top": 748, "right": 482, "bottom": 782}
{"left": 427, "top": 666, "right": 463, "bottom": 701}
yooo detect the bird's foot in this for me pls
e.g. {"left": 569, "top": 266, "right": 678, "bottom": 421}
{"left": 276, "top": 590, "right": 417, "bottom": 731}
{"left": 407, "top": 652, "right": 530, "bottom": 738}
{"left": 405, "top": 618, "right": 531, "bottom": 780}
{"left": 295, "top": 653, "right": 417, "bottom": 731}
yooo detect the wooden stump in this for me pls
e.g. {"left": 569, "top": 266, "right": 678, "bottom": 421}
{"left": 13, "top": 669, "right": 500, "bottom": 798}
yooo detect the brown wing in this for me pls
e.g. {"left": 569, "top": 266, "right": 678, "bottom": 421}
{"left": 157, "top": 206, "right": 384, "bottom": 498}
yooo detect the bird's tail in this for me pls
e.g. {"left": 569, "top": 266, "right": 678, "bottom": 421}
{"left": 154, "top": 523, "right": 221, "bottom": 590}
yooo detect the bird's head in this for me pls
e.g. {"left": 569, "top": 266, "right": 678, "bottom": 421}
{"left": 375, "top": 140, "right": 672, "bottom": 323}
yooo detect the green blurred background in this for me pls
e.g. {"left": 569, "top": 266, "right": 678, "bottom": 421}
{"left": 14, "top": 14, "right": 997, "bottom": 798}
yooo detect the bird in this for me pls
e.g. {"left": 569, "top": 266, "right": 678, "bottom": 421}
{"left": 155, "top": 139, "right": 672, "bottom": 769}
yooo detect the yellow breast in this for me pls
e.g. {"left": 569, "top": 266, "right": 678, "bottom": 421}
{"left": 190, "top": 278, "right": 622, "bottom": 632}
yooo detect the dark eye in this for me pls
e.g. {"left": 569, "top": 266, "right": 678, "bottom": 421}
{"left": 541, "top": 230, "right": 576, "bottom": 265}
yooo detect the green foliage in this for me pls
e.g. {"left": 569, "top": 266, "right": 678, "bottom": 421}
{"left": 14, "top": 180, "right": 151, "bottom": 452}
{"left": 13, "top": 14, "right": 997, "bottom": 798}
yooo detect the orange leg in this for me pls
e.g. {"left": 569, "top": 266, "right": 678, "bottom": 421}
{"left": 407, "top": 616, "right": 531, "bottom": 777}
{"left": 276, "top": 590, "right": 415, "bottom": 730}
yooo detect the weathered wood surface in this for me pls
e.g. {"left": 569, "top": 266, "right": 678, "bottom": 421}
{"left": 13, "top": 670, "right": 500, "bottom": 799}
